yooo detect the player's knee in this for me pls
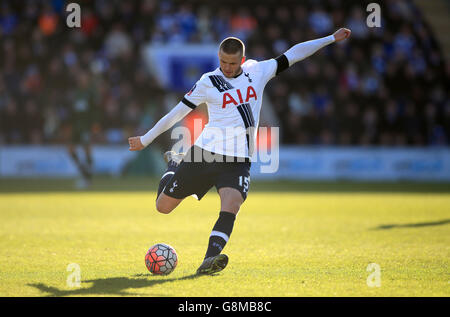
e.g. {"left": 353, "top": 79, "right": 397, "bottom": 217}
{"left": 156, "top": 194, "right": 183, "bottom": 214}
{"left": 155, "top": 200, "right": 173, "bottom": 214}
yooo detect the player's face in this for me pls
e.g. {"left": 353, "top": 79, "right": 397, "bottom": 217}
{"left": 219, "top": 50, "right": 245, "bottom": 78}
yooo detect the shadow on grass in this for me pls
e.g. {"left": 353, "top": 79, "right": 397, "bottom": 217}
{"left": 372, "top": 219, "right": 450, "bottom": 230}
{"left": 28, "top": 273, "right": 202, "bottom": 297}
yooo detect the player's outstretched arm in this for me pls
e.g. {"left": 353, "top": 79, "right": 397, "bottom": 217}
{"left": 128, "top": 102, "right": 193, "bottom": 151}
{"left": 280, "top": 28, "right": 351, "bottom": 68}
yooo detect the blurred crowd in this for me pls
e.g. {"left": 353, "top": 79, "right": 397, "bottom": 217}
{"left": 0, "top": 0, "right": 448, "bottom": 146}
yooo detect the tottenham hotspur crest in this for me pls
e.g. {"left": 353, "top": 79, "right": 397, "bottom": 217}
{"left": 169, "top": 180, "right": 178, "bottom": 193}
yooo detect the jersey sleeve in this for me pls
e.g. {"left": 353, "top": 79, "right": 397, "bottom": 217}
{"left": 256, "top": 59, "right": 278, "bottom": 84}
{"left": 181, "top": 75, "right": 208, "bottom": 109}
{"left": 140, "top": 101, "right": 193, "bottom": 147}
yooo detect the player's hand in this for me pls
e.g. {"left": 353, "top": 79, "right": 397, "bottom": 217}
{"left": 333, "top": 28, "right": 351, "bottom": 42}
{"left": 128, "top": 136, "right": 145, "bottom": 151}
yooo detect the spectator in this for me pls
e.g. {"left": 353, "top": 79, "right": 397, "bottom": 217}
{"left": 338, "top": 103, "right": 362, "bottom": 145}
{"left": 393, "top": 25, "right": 416, "bottom": 57}
{"left": 38, "top": 4, "right": 58, "bottom": 36}
{"left": 229, "top": 7, "right": 257, "bottom": 42}
{"left": 308, "top": 6, "right": 333, "bottom": 36}
{"left": 23, "top": 99, "right": 44, "bottom": 144}
{"left": 288, "top": 87, "right": 313, "bottom": 116}
{"left": 104, "top": 23, "right": 132, "bottom": 59}
{"left": 379, "top": 101, "right": 400, "bottom": 145}
{"left": 346, "top": 7, "right": 369, "bottom": 40}
{"left": 81, "top": 8, "right": 99, "bottom": 37}
{"left": 402, "top": 103, "right": 423, "bottom": 145}
{"left": 2, "top": 99, "right": 23, "bottom": 143}
{"left": 361, "top": 106, "right": 379, "bottom": 145}
{"left": 0, "top": 4, "right": 18, "bottom": 35}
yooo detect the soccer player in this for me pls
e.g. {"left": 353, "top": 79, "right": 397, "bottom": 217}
{"left": 68, "top": 71, "right": 96, "bottom": 189}
{"left": 128, "top": 28, "right": 351, "bottom": 274}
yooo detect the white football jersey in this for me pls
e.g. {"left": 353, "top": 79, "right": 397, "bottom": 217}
{"left": 182, "top": 59, "right": 278, "bottom": 158}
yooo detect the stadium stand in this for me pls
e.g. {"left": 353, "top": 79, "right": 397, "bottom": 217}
{"left": 0, "top": 0, "right": 448, "bottom": 146}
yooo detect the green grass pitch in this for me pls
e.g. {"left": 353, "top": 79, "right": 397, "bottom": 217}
{"left": 0, "top": 178, "right": 449, "bottom": 297}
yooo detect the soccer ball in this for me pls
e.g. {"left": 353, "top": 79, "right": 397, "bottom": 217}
{"left": 145, "top": 243, "right": 178, "bottom": 275}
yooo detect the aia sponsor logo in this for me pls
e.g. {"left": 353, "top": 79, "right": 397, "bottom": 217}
{"left": 222, "top": 86, "right": 257, "bottom": 108}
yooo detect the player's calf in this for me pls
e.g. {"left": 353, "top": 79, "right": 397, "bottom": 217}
{"left": 218, "top": 187, "right": 244, "bottom": 215}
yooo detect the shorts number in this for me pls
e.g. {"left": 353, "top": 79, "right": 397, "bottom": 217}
{"left": 238, "top": 176, "right": 250, "bottom": 193}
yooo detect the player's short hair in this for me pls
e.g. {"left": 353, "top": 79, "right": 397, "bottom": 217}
{"left": 219, "top": 37, "right": 245, "bottom": 57}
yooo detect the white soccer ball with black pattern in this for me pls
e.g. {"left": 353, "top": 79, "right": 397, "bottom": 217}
{"left": 145, "top": 243, "right": 178, "bottom": 275}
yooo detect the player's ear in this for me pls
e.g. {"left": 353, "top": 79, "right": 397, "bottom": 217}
{"left": 241, "top": 56, "right": 246, "bottom": 65}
